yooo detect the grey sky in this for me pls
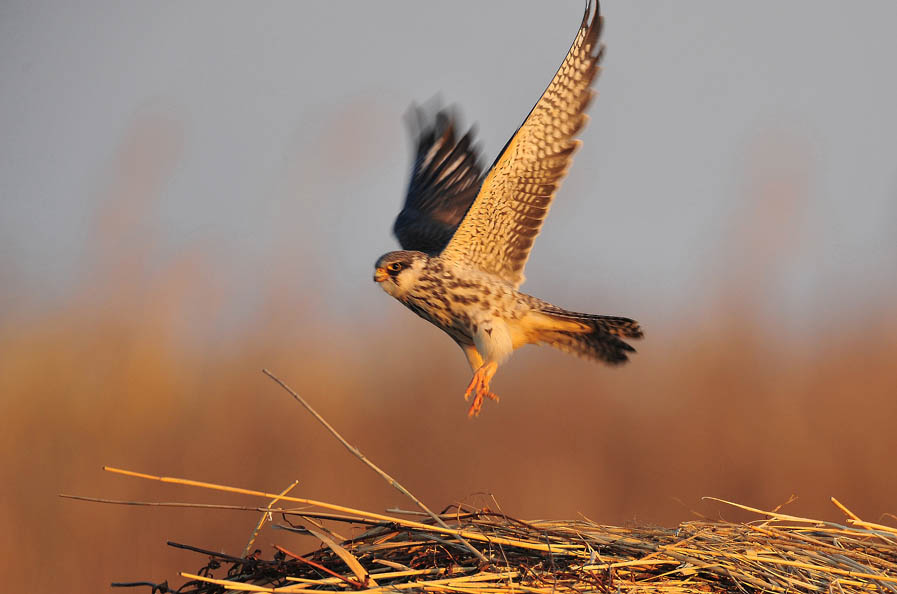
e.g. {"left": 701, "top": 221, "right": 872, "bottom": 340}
{"left": 2, "top": 1, "right": 896, "bottom": 327}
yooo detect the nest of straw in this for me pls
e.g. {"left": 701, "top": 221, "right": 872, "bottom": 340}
{"left": 105, "top": 490, "right": 897, "bottom": 594}
{"left": 81, "top": 373, "right": 895, "bottom": 594}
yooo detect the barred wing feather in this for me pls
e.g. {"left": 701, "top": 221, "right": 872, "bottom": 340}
{"left": 439, "top": 0, "right": 603, "bottom": 288}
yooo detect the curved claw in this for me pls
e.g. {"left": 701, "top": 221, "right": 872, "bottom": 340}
{"left": 463, "top": 361, "right": 499, "bottom": 418}
{"left": 466, "top": 390, "right": 499, "bottom": 418}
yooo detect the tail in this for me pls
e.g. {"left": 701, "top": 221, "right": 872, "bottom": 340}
{"left": 536, "top": 307, "right": 643, "bottom": 366}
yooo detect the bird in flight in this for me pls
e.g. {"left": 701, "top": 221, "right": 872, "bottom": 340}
{"left": 374, "top": 0, "right": 642, "bottom": 417}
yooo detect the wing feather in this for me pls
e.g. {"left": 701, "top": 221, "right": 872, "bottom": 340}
{"left": 439, "top": 0, "right": 604, "bottom": 287}
{"left": 393, "top": 105, "right": 485, "bottom": 255}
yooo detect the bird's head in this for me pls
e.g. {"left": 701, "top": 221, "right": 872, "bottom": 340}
{"left": 373, "top": 250, "right": 428, "bottom": 299}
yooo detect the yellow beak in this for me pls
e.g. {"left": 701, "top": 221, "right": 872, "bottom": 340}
{"left": 373, "top": 267, "right": 388, "bottom": 283}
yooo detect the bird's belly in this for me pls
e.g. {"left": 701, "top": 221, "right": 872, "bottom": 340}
{"left": 472, "top": 318, "right": 514, "bottom": 365}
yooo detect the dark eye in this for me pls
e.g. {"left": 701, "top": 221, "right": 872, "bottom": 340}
{"left": 387, "top": 262, "right": 403, "bottom": 272}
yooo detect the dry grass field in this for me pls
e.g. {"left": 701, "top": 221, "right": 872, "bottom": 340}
{"left": 3, "top": 115, "right": 897, "bottom": 593}
{"left": 3, "top": 192, "right": 897, "bottom": 591}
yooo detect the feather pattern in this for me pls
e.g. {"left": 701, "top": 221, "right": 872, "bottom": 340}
{"left": 393, "top": 106, "right": 485, "bottom": 255}
{"left": 439, "top": 0, "right": 604, "bottom": 288}
{"left": 374, "top": 1, "right": 641, "bottom": 417}
{"left": 535, "top": 306, "right": 642, "bottom": 365}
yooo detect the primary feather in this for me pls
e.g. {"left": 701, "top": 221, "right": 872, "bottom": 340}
{"left": 439, "top": 0, "right": 604, "bottom": 288}
{"left": 393, "top": 105, "right": 484, "bottom": 255}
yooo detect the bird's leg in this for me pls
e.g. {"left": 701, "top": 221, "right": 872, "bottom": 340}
{"left": 463, "top": 361, "right": 499, "bottom": 418}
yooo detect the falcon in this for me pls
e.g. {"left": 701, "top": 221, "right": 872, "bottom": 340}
{"left": 374, "top": 0, "right": 642, "bottom": 417}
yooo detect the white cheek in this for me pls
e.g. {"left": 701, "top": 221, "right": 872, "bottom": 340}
{"left": 396, "top": 269, "right": 420, "bottom": 294}
{"left": 379, "top": 264, "right": 423, "bottom": 299}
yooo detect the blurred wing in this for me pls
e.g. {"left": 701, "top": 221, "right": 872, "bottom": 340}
{"left": 393, "top": 106, "right": 485, "bottom": 255}
{"left": 439, "top": 0, "right": 603, "bottom": 288}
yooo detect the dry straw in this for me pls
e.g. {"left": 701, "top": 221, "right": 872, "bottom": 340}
{"left": 62, "top": 370, "right": 897, "bottom": 593}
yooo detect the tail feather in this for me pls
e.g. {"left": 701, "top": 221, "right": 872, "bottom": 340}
{"left": 539, "top": 308, "right": 643, "bottom": 366}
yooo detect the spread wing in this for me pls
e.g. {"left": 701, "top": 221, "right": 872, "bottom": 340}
{"left": 439, "top": 0, "right": 604, "bottom": 288}
{"left": 393, "top": 105, "right": 485, "bottom": 255}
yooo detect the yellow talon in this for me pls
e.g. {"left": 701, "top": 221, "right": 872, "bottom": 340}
{"left": 463, "top": 361, "right": 499, "bottom": 417}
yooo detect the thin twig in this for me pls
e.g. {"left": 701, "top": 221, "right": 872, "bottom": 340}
{"left": 242, "top": 479, "right": 299, "bottom": 558}
{"left": 60, "top": 494, "right": 291, "bottom": 514}
{"left": 167, "top": 541, "right": 247, "bottom": 563}
{"left": 111, "top": 581, "right": 170, "bottom": 592}
{"left": 262, "top": 368, "right": 488, "bottom": 564}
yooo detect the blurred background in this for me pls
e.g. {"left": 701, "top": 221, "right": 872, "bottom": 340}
{"left": 3, "top": 1, "right": 897, "bottom": 591}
